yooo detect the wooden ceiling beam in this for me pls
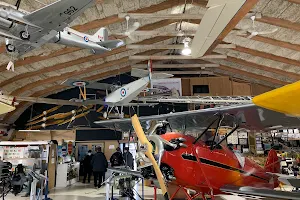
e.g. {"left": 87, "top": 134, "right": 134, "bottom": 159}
{"left": 206, "top": 0, "right": 258, "bottom": 54}
{"left": 233, "top": 45, "right": 300, "bottom": 68}
{"left": 162, "top": 70, "right": 214, "bottom": 75}
{"left": 129, "top": 55, "right": 227, "bottom": 60}
{"left": 257, "top": 16, "right": 300, "bottom": 32}
{"left": 219, "top": 65, "right": 289, "bottom": 86}
{"left": 118, "top": 13, "right": 203, "bottom": 19}
{"left": 127, "top": 44, "right": 235, "bottom": 50}
{"left": 73, "top": 0, "right": 187, "bottom": 32}
{"left": 133, "top": 64, "right": 220, "bottom": 68}
{"left": 242, "top": 34, "right": 300, "bottom": 52}
{"left": 126, "top": 30, "right": 196, "bottom": 37}
{"left": 287, "top": 0, "right": 300, "bottom": 4}
{"left": 11, "top": 47, "right": 167, "bottom": 96}
{"left": 226, "top": 56, "right": 300, "bottom": 80}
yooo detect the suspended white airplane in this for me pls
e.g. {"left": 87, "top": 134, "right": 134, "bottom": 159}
{"left": 0, "top": 0, "right": 124, "bottom": 70}
{"left": 0, "top": 62, "right": 173, "bottom": 118}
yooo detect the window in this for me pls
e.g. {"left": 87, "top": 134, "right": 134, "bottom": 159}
{"left": 193, "top": 85, "right": 209, "bottom": 94}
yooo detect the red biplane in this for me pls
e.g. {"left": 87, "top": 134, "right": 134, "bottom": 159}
{"left": 95, "top": 102, "right": 300, "bottom": 200}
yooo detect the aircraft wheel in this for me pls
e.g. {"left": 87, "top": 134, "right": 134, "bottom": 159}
{"left": 6, "top": 44, "right": 15, "bottom": 52}
{"left": 20, "top": 31, "right": 30, "bottom": 40}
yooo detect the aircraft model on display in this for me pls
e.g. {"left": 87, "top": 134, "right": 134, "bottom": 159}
{"left": 0, "top": 66, "right": 173, "bottom": 120}
{"left": 95, "top": 81, "right": 300, "bottom": 200}
{"left": 0, "top": 0, "right": 124, "bottom": 70}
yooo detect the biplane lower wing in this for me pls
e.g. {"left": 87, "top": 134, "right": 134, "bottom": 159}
{"left": 94, "top": 104, "right": 300, "bottom": 132}
{"left": 220, "top": 185, "right": 300, "bottom": 200}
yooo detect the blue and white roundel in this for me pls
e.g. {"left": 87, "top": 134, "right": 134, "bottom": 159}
{"left": 120, "top": 88, "right": 126, "bottom": 97}
{"left": 84, "top": 36, "right": 89, "bottom": 42}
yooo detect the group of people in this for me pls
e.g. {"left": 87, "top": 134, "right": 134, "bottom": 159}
{"left": 82, "top": 146, "right": 134, "bottom": 188}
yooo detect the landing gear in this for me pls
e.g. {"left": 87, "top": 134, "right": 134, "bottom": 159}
{"left": 20, "top": 31, "right": 30, "bottom": 40}
{"left": 6, "top": 44, "right": 15, "bottom": 52}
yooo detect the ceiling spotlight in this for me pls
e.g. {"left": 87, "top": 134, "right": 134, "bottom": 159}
{"left": 182, "top": 37, "right": 192, "bottom": 56}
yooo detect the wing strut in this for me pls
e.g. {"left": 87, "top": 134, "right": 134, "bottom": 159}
{"left": 193, "top": 113, "right": 222, "bottom": 144}
{"left": 211, "top": 124, "right": 239, "bottom": 150}
{"left": 210, "top": 114, "right": 224, "bottom": 150}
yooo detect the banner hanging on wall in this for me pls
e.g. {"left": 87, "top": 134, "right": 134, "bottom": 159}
{"left": 151, "top": 78, "right": 182, "bottom": 96}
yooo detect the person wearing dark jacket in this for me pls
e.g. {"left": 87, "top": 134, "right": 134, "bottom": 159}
{"left": 83, "top": 150, "right": 93, "bottom": 183}
{"left": 110, "top": 147, "right": 124, "bottom": 167}
{"left": 123, "top": 147, "right": 134, "bottom": 169}
{"left": 91, "top": 146, "right": 108, "bottom": 188}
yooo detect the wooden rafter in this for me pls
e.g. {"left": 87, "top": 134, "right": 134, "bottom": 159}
{"left": 133, "top": 64, "right": 220, "bottom": 68}
{"left": 226, "top": 56, "right": 300, "bottom": 81}
{"left": 233, "top": 45, "right": 300, "bottom": 68}
{"left": 241, "top": 34, "right": 300, "bottom": 52}
{"left": 127, "top": 44, "right": 236, "bottom": 50}
{"left": 129, "top": 55, "right": 227, "bottom": 60}
{"left": 287, "top": 0, "right": 300, "bottom": 3}
{"left": 219, "top": 65, "right": 289, "bottom": 86}
{"left": 257, "top": 16, "right": 300, "bottom": 32}
{"left": 11, "top": 48, "right": 166, "bottom": 96}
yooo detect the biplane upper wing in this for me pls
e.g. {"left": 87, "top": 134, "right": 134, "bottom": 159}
{"left": 137, "top": 96, "right": 253, "bottom": 105}
{"left": 220, "top": 185, "right": 300, "bottom": 200}
{"left": 94, "top": 104, "right": 300, "bottom": 132}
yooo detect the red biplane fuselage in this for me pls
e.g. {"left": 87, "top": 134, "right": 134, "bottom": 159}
{"left": 160, "top": 132, "right": 280, "bottom": 195}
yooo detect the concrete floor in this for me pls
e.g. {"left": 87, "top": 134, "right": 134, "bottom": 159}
{"left": 6, "top": 182, "right": 162, "bottom": 200}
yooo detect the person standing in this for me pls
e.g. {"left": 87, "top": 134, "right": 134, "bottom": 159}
{"left": 83, "top": 150, "right": 93, "bottom": 183}
{"left": 91, "top": 146, "right": 108, "bottom": 188}
{"left": 123, "top": 147, "right": 134, "bottom": 169}
{"left": 110, "top": 147, "right": 124, "bottom": 167}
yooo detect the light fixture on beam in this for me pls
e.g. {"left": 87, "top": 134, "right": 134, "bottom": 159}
{"left": 181, "top": 37, "right": 192, "bottom": 56}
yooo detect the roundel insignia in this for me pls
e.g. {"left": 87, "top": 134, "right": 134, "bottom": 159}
{"left": 120, "top": 88, "right": 126, "bottom": 97}
{"left": 71, "top": 81, "right": 88, "bottom": 87}
{"left": 84, "top": 36, "right": 89, "bottom": 42}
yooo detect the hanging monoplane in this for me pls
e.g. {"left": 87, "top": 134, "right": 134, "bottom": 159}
{"left": 0, "top": 0, "right": 124, "bottom": 70}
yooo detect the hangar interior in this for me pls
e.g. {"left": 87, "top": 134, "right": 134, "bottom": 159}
{"left": 0, "top": 0, "right": 299, "bottom": 200}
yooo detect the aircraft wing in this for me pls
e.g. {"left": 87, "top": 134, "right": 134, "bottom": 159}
{"left": 137, "top": 96, "right": 253, "bottom": 105}
{"left": 94, "top": 104, "right": 300, "bottom": 132}
{"left": 220, "top": 185, "right": 300, "bottom": 200}
{"left": 191, "top": 0, "right": 246, "bottom": 58}
{"left": 24, "top": 0, "right": 95, "bottom": 32}
{"left": 14, "top": 96, "right": 82, "bottom": 106}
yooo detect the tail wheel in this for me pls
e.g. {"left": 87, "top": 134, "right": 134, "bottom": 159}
{"left": 20, "top": 31, "right": 30, "bottom": 40}
{"left": 6, "top": 44, "right": 15, "bottom": 52}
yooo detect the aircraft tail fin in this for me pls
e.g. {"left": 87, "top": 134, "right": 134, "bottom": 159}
{"left": 93, "top": 27, "right": 108, "bottom": 42}
{"left": 264, "top": 149, "right": 280, "bottom": 173}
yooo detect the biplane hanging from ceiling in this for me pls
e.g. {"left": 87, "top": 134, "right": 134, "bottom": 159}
{"left": 95, "top": 81, "right": 300, "bottom": 200}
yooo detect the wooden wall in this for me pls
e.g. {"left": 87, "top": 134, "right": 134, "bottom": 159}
{"left": 251, "top": 84, "right": 273, "bottom": 96}
{"left": 182, "top": 77, "right": 232, "bottom": 96}
{"left": 181, "top": 77, "right": 273, "bottom": 96}
{"left": 12, "top": 130, "right": 76, "bottom": 144}
{"left": 232, "top": 82, "right": 251, "bottom": 96}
